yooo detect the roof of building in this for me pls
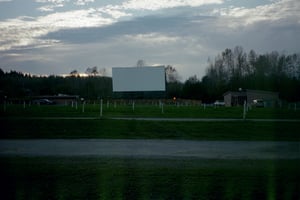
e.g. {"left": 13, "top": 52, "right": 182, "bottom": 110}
{"left": 223, "top": 89, "right": 278, "bottom": 97}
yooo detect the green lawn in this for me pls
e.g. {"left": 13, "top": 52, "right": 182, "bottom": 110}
{"left": 1, "top": 104, "right": 300, "bottom": 140}
{"left": 1, "top": 104, "right": 299, "bottom": 199}
{"left": 1, "top": 118, "right": 299, "bottom": 141}
{"left": 1, "top": 103, "right": 300, "bottom": 119}
{"left": 1, "top": 157, "right": 299, "bottom": 199}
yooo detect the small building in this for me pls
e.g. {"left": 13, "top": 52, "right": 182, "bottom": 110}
{"left": 223, "top": 89, "right": 279, "bottom": 107}
{"left": 32, "top": 94, "right": 79, "bottom": 105}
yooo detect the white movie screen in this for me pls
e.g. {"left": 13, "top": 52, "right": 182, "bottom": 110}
{"left": 112, "top": 66, "right": 166, "bottom": 92}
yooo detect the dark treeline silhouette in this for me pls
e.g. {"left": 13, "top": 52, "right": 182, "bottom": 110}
{"left": 1, "top": 46, "right": 299, "bottom": 102}
{"left": 167, "top": 47, "right": 300, "bottom": 103}
{"left": 0, "top": 70, "right": 112, "bottom": 100}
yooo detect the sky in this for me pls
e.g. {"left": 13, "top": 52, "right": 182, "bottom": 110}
{"left": 0, "top": 0, "right": 299, "bottom": 80}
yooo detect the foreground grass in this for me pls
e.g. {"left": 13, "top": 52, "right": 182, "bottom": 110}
{"left": 2, "top": 104, "right": 300, "bottom": 119}
{"left": 1, "top": 118, "right": 299, "bottom": 141}
{"left": 1, "top": 157, "right": 299, "bottom": 199}
{"left": 1, "top": 104, "right": 300, "bottom": 140}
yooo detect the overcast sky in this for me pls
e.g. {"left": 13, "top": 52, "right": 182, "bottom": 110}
{"left": 0, "top": 0, "right": 299, "bottom": 80}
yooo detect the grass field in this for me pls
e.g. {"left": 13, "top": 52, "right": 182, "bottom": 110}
{"left": 1, "top": 118, "right": 300, "bottom": 141}
{"left": 1, "top": 104, "right": 300, "bottom": 199}
{"left": 1, "top": 104, "right": 300, "bottom": 140}
{"left": 1, "top": 103, "right": 300, "bottom": 119}
{"left": 1, "top": 157, "right": 299, "bottom": 199}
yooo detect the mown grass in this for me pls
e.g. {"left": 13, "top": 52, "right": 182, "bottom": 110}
{"left": 1, "top": 104, "right": 300, "bottom": 140}
{"left": 1, "top": 157, "right": 299, "bottom": 199}
{"left": 1, "top": 105, "right": 299, "bottom": 199}
{"left": 2, "top": 103, "right": 300, "bottom": 119}
{"left": 1, "top": 118, "right": 299, "bottom": 141}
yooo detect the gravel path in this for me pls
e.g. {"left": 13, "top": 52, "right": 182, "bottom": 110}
{"left": 0, "top": 139, "right": 299, "bottom": 159}
{"left": 3, "top": 117, "right": 300, "bottom": 122}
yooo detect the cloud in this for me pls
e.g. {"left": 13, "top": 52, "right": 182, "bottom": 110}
{"left": 36, "top": 0, "right": 97, "bottom": 12}
{"left": 98, "top": 7, "right": 132, "bottom": 19}
{"left": 1, "top": 0, "right": 299, "bottom": 79}
{"left": 74, "top": 0, "right": 94, "bottom": 6}
{"left": 36, "top": 0, "right": 68, "bottom": 12}
{"left": 0, "top": 9, "right": 113, "bottom": 51}
{"left": 212, "top": 0, "right": 300, "bottom": 28}
{"left": 122, "top": 33, "right": 180, "bottom": 46}
{"left": 38, "top": 14, "right": 193, "bottom": 45}
{"left": 120, "top": 0, "right": 224, "bottom": 11}
{"left": 1, "top": 0, "right": 225, "bottom": 51}
{"left": 38, "top": 4, "right": 64, "bottom": 12}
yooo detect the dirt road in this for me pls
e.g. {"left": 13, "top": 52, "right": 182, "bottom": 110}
{"left": 0, "top": 139, "right": 299, "bottom": 159}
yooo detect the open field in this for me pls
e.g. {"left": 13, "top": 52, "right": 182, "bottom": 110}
{"left": 1, "top": 118, "right": 300, "bottom": 140}
{"left": 1, "top": 103, "right": 300, "bottom": 119}
{"left": 1, "top": 104, "right": 300, "bottom": 140}
{"left": 1, "top": 104, "right": 299, "bottom": 199}
{"left": 1, "top": 157, "right": 299, "bottom": 199}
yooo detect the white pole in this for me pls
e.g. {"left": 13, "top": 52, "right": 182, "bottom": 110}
{"left": 132, "top": 101, "right": 135, "bottom": 111}
{"left": 107, "top": 100, "right": 109, "bottom": 108}
{"left": 75, "top": 101, "right": 78, "bottom": 110}
{"left": 161, "top": 102, "right": 164, "bottom": 114}
{"left": 23, "top": 101, "right": 26, "bottom": 109}
{"left": 243, "top": 101, "right": 246, "bottom": 120}
{"left": 100, "top": 99, "right": 103, "bottom": 117}
{"left": 82, "top": 102, "right": 85, "bottom": 113}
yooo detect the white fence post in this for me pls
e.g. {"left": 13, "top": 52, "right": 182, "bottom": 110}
{"left": 100, "top": 99, "right": 103, "bottom": 117}
{"left": 132, "top": 101, "right": 135, "bottom": 112}
{"left": 243, "top": 101, "right": 247, "bottom": 120}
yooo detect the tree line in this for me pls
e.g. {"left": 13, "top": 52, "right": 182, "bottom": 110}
{"left": 1, "top": 46, "right": 299, "bottom": 102}
{"left": 0, "top": 70, "right": 112, "bottom": 100}
{"left": 168, "top": 46, "right": 300, "bottom": 102}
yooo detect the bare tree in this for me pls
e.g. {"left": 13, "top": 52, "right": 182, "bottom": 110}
{"left": 136, "top": 59, "right": 145, "bottom": 67}
{"left": 248, "top": 49, "right": 257, "bottom": 74}
{"left": 234, "top": 46, "right": 247, "bottom": 77}
{"left": 99, "top": 68, "right": 106, "bottom": 76}
{"left": 70, "top": 70, "right": 79, "bottom": 77}
{"left": 222, "top": 48, "right": 234, "bottom": 80}
{"left": 86, "top": 66, "right": 99, "bottom": 76}
{"left": 165, "top": 65, "right": 180, "bottom": 83}
{"left": 186, "top": 75, "right": 199, "bottom": 83}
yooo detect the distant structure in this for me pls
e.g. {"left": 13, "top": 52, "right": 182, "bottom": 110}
{"left": 112, "top": 66, "right": 166, "bottom": 99}
{"left": 32, "top": 94, "right": 79, "bottom": 105}
{"left": 223, "top": 89, "right": 279, "bottom": 107}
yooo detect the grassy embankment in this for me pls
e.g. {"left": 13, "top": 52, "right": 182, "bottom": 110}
{"left": 1, "top": 104, "right": 300, "bottom": 140}
{"left": 1, "top": 157, "right": 299, "bottom": 199}
{"left": 1, "top": 105, "right": 300, "bottom": 199}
